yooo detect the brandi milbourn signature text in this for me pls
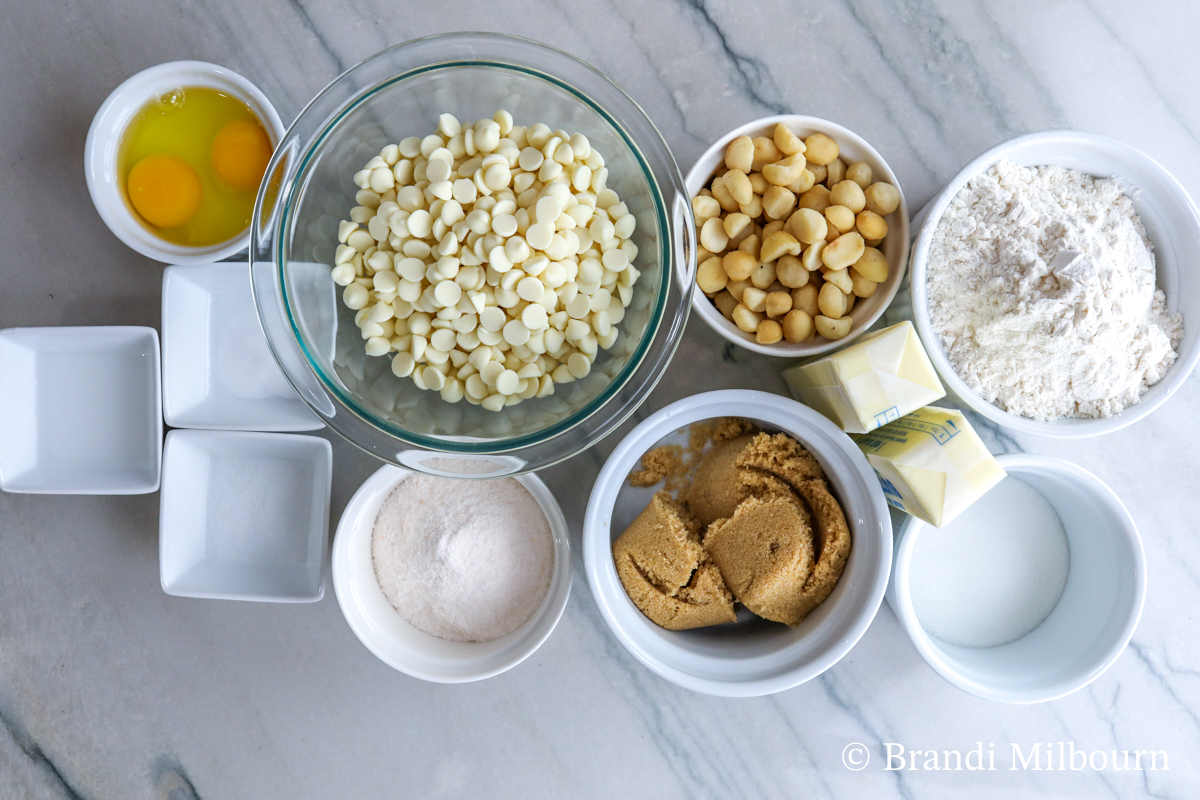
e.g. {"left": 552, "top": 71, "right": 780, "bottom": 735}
{"left": 883, "top": 742, "right": 1169, "bottom": 772}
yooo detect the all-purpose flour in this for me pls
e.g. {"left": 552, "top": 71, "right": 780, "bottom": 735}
{"left": 926, "top": 161, "right": 1183, "bottom": 421}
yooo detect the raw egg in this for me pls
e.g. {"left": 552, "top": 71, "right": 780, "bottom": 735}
{"left": 211, "top": 120, "right": 273, "bottom": 192}
{"left": 126, "top": 154, "right": 202, "bottom": 228}
{"left": 119, "top": 86, "right": 273, "bottom": 247}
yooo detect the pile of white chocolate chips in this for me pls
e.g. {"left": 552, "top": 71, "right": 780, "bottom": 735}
{"left": 331, "top": 111, "right": 642, "bottom": 411}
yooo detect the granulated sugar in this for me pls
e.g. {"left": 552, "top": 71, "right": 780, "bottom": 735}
{"left": 909, "top": 477, "right": 1069, "bottom": 648}
{"left": 371, "top": 475, "right": 554, "bottom": 642}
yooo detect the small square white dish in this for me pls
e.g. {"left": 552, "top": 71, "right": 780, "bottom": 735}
{"left": 159, "top": 429, "right": 332, "bottom": 602}
{"left": 162, "top": 263, "right": 322, "bottom": 431}
{"left": 0, "top": 326, "right": 162, "bottom": 494}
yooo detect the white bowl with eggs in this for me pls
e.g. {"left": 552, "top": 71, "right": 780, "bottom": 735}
{"left": 582, "top": 390, "right": 892, "bottom": 697}
{"left": 887, "top": 453, "right": 1146, "bottom": 704}
{"left": 685, "top": 116, "right": 910, "bottom": 357}
{"left": 84, "top": 60, "right": 285, "bottom": 265}
{"left": 908, "top": 130, "right": 1200, "bottom": 437}
{"left": 331, "top": 463, "right": 572, "bottom": 683}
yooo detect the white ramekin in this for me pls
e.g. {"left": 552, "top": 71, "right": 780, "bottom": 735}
{"left": 684, "top": 116, "right": 910, "bottom": 357}
{"left": 84, "top": 61, "right": 286, "bottom": 265}
{"left": 908, "top": 130, "right": 1200, "bottom": 437}
{"left": 582, "top": 390, "right": 892, "bottom": 697}
{"left": 887, "top": 453, "right": 1146, "bottom": 704}
{"left": 331, "top": 464, "right": 572, "bottom": 683}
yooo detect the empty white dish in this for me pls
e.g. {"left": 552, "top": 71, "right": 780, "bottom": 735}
{"left": 887, "top": 453, "right": 1146, "bottom": 703}
{"left": 159, "top": 429, "right": 332, "bottom": 602}
{"left": 162, "top": 263, "right": 321, "bottom": 431}
{"left": 0, "top": 326, "right": 162, "bottom": 494}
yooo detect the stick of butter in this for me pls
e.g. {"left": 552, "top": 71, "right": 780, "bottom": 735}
{"left": 782, "top": 321, "right": 945, "bottom": 434}
{"left": 851, "top": 406, "right": 1006, "bottom": 528}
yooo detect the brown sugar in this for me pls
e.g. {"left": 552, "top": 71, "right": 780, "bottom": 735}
{"left": 612, "top": 492, "right": 736, "bottom": 631}
{"left": 687, "top": 417, "right": 757, "bottom": 463}
{"left": 628, "top": 444, "right": 687, "bottom": 491}
{"left": 788, "top": 478, "right": 853, "bottom": 621}
{"left": 684, "top": 432, "right": 824, "bottom": 526}
{"left": 704, "top": 496, "right": 816, "bottom": 625}
{"left": 737, "top": 432, "right": 826, "bottom": 485}
{"left": 614, "top": 420, "right": 852, "bottom": 631}
{"left": 684, "top": 435, "right": 759, "bottom": 526}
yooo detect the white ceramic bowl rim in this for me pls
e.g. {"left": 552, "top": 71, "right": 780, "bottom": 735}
{"left": 684, "top": 115, "right": 911, "bottom": 357}
{"left": 889, "top": 453, "right": 1147, "bottom": 704}
{"left": 331, "top": 464, "right": 572, "bottom": 683}
{"left": 582, "top": 389, "right": 892, "bottom": 696}
{"left": 84, "top": 60, "right": 286, "bottom": 265}
{"left": 908, "top": 129, "right": 1200, "bottom": 437}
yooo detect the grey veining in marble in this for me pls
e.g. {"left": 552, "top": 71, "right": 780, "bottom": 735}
{"left": 2, "top": 1, "right": 1199, "bottom": 798}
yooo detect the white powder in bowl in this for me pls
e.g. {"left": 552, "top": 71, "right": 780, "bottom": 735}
{"left": 926, "top": 160, "right": 1184, "bottom": 421}
{"left": 371, "top": 475, "right": 554, "bottom": 643}
{"left": 909, "top": 477, "right": 1069, "bottom": 648}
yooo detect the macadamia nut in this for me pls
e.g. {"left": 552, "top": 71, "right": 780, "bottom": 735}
{"left": 824, "top": 204, "right": 855, "bottom": 234}
{"left": 698, "top": 256, "right": 728, "bottom": 294}
{"left": 724, "top": 169, "right": 753, "bottom": 205}
{"left": 756, "top": 319, "right": 783, "bottom": 345}
{"left": 773, "top": 123, "right": 805, "bottom": 156}
{"left": 790, "top": 208, "right": 827, "bottom": 244}
{"left": 723, "top": 251, "right": 756, "bottom": 281}
{"left": 856, "top": 210, "right": 888, "bottom": 240}
{"left": 803, "top": 133, "right": 839, "bottom": 165}
{"left": 830, "top": 180, "right": 866, "bottom": 214}
{"left": 864, "top": 182, "right": 901, "bottom": 216}
{"left": 725, "top": 136, "right": 754, "bottom": 173}
{"left": 775, "top": 255, "right": 809, "bottom": 289}
{"left": 817, "top": 282, "right": 848, "bottom": 318}
{"left": 846, "top": 161, "right": 872, "bottom": 188}
{"left": 694, "top": 126, "right": 900, "bottom": 345}
{"left": 815, "top": 314, "right": 852, "bottom": 340}
{"left": 822, "top": 231, "right": 866, "bottom": 271}
{"left": 852, "top": 246, "right": 889, "bottom": 283}
{"left": 765, "top": 290, "right": 793, "bottom": 318}
{"left": 782, "top": 309, "right": 814, "bottom": 343}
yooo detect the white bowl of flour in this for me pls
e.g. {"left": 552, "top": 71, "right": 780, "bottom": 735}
{"left": 909, "top": 130, "right": 1200, "bottom": 436}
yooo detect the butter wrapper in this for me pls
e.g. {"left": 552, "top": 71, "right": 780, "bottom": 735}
{"left": 851, "top": 406, "right": 1006, "bottom": 528}
{"left": 782, "top": 321, "right": 945, "bottom": 434}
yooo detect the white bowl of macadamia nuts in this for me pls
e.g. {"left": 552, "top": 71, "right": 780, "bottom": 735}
{"left": 685, "top": 116, "right": 909, "bottom": 357}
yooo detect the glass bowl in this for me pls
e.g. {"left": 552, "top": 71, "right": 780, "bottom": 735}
{"left": 251, "top": 34, "right": 695, "bottom": 476}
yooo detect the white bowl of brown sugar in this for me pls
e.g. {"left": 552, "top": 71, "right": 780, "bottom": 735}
{"left": 332, "top": 461, "right": 572, "bottom": 683}
{"left": 582, "top": 390, "right": 892, "bottom": 697}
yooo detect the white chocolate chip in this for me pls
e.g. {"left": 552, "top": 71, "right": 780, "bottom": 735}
{"left": 332, "top": 111, "right": 645, "bottom": 410}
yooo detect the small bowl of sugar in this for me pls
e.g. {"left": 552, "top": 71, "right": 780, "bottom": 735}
{"left": 887, "top": 453, "right": 1146, "bottom": 704}
{"left": 331, "top": 461, "right": 571, "bottom": 682}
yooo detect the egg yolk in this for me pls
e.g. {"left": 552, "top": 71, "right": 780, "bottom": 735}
{"left": 126, "top": 154, "right": 203, "bottom": 229}
{"left": 211, "top": 120, "right": 273, "bottom": 192}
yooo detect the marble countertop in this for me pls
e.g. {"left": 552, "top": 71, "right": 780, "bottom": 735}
{"left": 2, "top": 1, "right": 1198, "bottom": 797}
